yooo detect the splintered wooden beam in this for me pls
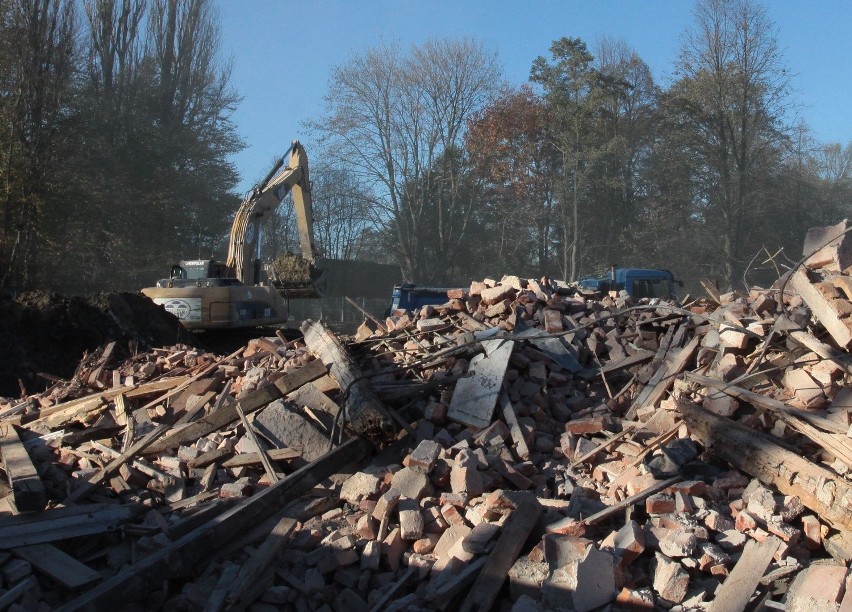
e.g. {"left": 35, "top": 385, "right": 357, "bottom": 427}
{"left": 58, "top": 437, "right": 374, "bottom": 611}
{"left": 301, "top": 319, "right": 396, "bottom": 441}
{"left": 680, "top": 399, "right": 852, "bottom": 533}
{"left": 12, "top": 376, "right": 190, "bottom": 428}
{"left": 0, "top": 424, "right": 46, "bottom": 512}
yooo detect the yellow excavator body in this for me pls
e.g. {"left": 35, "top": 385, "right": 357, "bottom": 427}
{"left": 141, "top": 140, "right": 321, "bottom": 330}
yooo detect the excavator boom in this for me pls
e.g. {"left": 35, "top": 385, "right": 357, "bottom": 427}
{"left": 226, "top": 141, "right": 318, "bottom": 284}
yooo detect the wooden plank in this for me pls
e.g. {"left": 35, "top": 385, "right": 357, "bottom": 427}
{"left": 598, "top": 349, "right": 655, "bottom": 375}
{"left": 301, "top": 319, "right": 395, "bottom": 441}
{"left": 89, "top": 441, "right": 172, "bottom": 482}
{"left": 680, "top": 399, "right": 852, "bottom": 532}
{"left": 174, "top": 390, "right": 217, "bottom": 426}
{"left": 11, "top": 376, "right": 190, "bottom": 427}
{"left": 203, "top": 562, "right": 240, "bottom": 612}
{"left": 0, "top": 503, "right": 143, "bottom": 548}
{"left": 709, "top": 536, "right": 780, "bottom": 612}
{"left": 13, "top": 543, "right": 101, "bottom": 589}
{"left": 64, "top": 424, "right": 170, "bottom": 504}
{"left": 0, "top": 423, "right": 46, "bottom": 512}
{"left": 499, "top": 392, "right": 530, "bottom": 461}
{"left": 448, "top": 339, "right": 514, "bottom": 429}
{"left": 146, "top": 359, "right": 327, "bottom": 454}
{"left": 458, "top": 494, "right": 542, "bottom": 612}
{"left": 788, "top": 329, "right": 852, "bottom": 376}
{"left": 0, "top": 576, "right": 37, "bottom": 609}
{"left": 638, "top": 336, "right": 700, "bottom": 411}
{"left": 224, "top": 517, "right": 298, "bottom": 611}
{"left": 57, "top": 436, "right": 374, "bottom": 611}
{"left": 789, "top": 268, "right": 852, "bottom": 348}
{"left": 221, "top": 448, "right": 300, "bottom": 468}
{"left": 569, "top": 425, "right": 636, "bottom": 469}
{"left": 581, "top": 476, "right": 681, "bottom": 526}
{"left": 625, "top": 326, "right": 678, "bottom": 420}
{"left": 188, "top": 448, "right": 233, "bottom": 469}
{"left": 139, "top": 348, "right": 244, "bottom": 412}
{"left": 234, "top": 402, "right": 279, "bottom": 483}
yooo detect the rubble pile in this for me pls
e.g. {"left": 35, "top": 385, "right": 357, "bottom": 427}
{"left": 2, "top": 221, "right": 852, "bottom": 611}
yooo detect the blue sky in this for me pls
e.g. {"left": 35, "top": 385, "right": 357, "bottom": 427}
{"left": 217, "top": 0, "right": 852, "bottom": 194}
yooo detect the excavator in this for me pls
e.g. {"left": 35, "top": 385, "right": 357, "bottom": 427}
{"left": 141, "top": 140, "right": 326, "bottom": 330}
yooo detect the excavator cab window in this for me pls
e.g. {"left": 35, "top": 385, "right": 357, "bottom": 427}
{"left": 169, "top": 265, "right": 186, "bottom": 280}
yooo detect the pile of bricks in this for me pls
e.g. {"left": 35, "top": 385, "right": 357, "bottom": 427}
{"left": 1, "top": 220, "right": 852, "bottom": 610}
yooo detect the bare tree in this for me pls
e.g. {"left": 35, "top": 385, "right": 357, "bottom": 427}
{"left": 669, "top": 0, "right": 789, "bottom": 289}
{"left": 314, "top": 37, "right": 503, "bottom": 282}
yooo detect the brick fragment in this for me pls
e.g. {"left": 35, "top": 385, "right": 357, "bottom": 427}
{"left": 659, "top": 530, "right": 697, "bottom": 558}
{"left": 653, "top": 553, "right": 689, "bottom": 604}
{"left": 372, "top": 487, "right": 401, "bottom": 522}
{"left": 340, "top": 471, "right": 381, "bottom": 504}
{"left": 398, "top": 498, "right": 424, "bottom": 540}
{"left": 615, "top": 587, "right": 655, "bottom": 610}
{"left": 801, "top": 515, "right": 823, "bottom": 549}
{"left": 450, "top": 450, "right": 484, "bottom": 497}
{"left": 383, "top": 527, "right": 405, "bottom": 571}
{"left": 412, "top": 533, "right": 441, "bottom": 554}
{"left": 788, "top": 564, "right": 849, "bottom": 609}
{"left": 646, "top": 493, "right": 676, "bottom": 514}
{"left": 407, "top": 439, "right": 442, "bottom": 474}
{"left": 508, "top": 557, "right": 549, "bottom": 602}
{"left": 541, "top": 544, "right": 616, "bottom": 612}
{"left": 391, "top": 467, "right": 432, "bottom": 500}
{"left": 462, "top": 522, "right": 501, "bottom": 554}
{"left": 360, "top": 540, "right": 380, "bottom": 570}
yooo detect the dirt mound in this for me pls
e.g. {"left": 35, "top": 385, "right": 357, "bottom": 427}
{"left": 0, "top": 290, "right": 197, "bottom": 398}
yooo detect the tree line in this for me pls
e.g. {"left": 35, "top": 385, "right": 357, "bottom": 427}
{"left": 2, "top": 0, "right": 850, "bottom": 298}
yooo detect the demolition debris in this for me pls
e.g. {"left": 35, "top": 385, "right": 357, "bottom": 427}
{"left": 2, "top": 220, "right": 852, "bottom": 610}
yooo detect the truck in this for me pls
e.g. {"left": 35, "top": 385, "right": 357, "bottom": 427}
{"left": 577, "top": 267, "right": 680, "bottom": 299}
{"left": 389, "top": 283, "right": 459, "bottom": 313}
{"left": 142, "top": 140, "right": 325, "bottom": 329}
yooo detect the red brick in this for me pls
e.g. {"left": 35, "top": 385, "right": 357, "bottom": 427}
{"left": 646, "top": 494, "right": 676, "bottom": 515}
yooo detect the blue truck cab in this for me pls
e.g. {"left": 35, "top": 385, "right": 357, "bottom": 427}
{"left": 577, "top": 268, "right": 678, "bottom": 299}
{"left": 390, "top": 283, "right": 458, "bottom": 313}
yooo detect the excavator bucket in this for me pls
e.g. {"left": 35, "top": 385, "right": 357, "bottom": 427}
{"left": 268, "top": 253, "right": 324, "bottom": 298}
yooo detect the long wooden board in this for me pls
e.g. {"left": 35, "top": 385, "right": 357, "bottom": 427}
{"left": 458, "top": 494, "right": 542, "bottom": 612}
{"left": 13, "top": 543, "right": 101, "bottom": 589}
{"left": 709, "top": 537, "right": 780, "bottom": 612}
{"left": 0, "top": 504, "right": 143, "bottom": 548}
{"left": 0, "top": 424, "right": 46, "bottom": 512}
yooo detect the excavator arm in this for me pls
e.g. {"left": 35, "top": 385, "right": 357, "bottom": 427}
{"left": 226, "top": 140, "right": 318, "bottom": 284}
